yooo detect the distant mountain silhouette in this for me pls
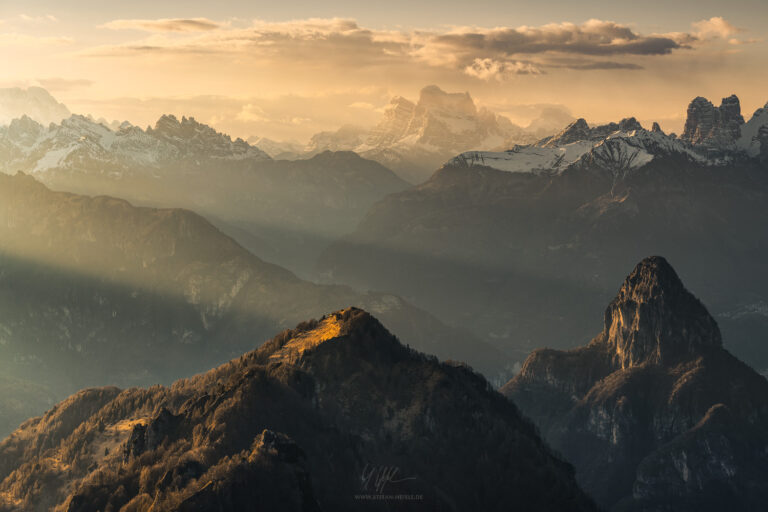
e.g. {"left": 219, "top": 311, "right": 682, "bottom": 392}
{"left": 254, "top": 85, "right": 550, "bottom": 184}
{"left": 0, "top": 113, "right": 410, "bottom": 276}
{"left": 0, "top": 173, "right": 508, "bottom": 438}
{"left": 0, "top": 86, "right": 71, "bottom": 126}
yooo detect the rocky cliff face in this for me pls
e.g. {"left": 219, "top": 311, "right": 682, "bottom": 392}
{"left": 602, "top": 257, "right": 722, "bottom": 368}
{"left": 354, "top": 85, "right": 535, "bottom": 183}
{"left": 0, "top": 308, "right": 596, "bottom": 512}
{"left": 682, "top": 95, "right": 745, "bottom": 148}
{"left": 503, "top": 256, "right": 768, "bottom": 511}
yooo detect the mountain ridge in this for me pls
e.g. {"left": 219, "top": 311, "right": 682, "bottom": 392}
{"left": 0, "top": 112, "right": 410, "bottom": 276}
{"left": 0, "top": 307, "right": 596, "bottom": 511}
{"left": 317, "top": 94, "right": 768, "bottom": 377}
{"left": 0, "top": 173, "right": 510, "bottom": 439}
{"left": 503, "top": 256, "right": 768, "bottom": 510}
{"left": 254, "top": 85, "right": 557, "bottom": 184}
{"left": 450, "top": 94, "right": 767, "bottom": 178}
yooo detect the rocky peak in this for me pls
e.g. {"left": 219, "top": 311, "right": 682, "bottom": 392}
{"left": 147, "top": 114, "right": 268, "bottom": 159}
{"left": 600, "top": 256, "right": 722, "bottom": 368}
{"left": 151, "top": 114, "right": 212, "bottom": 139}
{"left": 265, "top": 307, "right": 394, "bottom": 365}
{"left": 365, "top": 97, "right": 416, "bottom": 147}
{"left": 415, "top": 85, "right": 476, "bottom": 117}
{"left": 548, "top": 117, "right": 646, "bottom": 147}
{"left": 0, "top": 86, "right": 71, "bottom": 125}
{"left": 548, "top": 118, "right": 591, "bottom": 145}
{"left": 618, "top": 117, "right": 643, "bottom": 132}
{"left": 6, "top": 115, "right": 44, "bottom": 144}
{"left": 682, "top": 94, "right": 745, "bottom": 147}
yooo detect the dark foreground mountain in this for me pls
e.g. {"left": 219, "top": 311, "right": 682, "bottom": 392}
{"left": 318, "top": 95, "right": 768, "bottom": 374}
{"left": 0, "top": 114, "right": 409, "bottom": 276}
{"left": 0, "top": 308, "right": 595, "bottom": 512}
{"left": 0, "top": 173, "right": 507, "bottom": 439}
{"left": 503, "top": 257, "right": 768, "bottom": 511}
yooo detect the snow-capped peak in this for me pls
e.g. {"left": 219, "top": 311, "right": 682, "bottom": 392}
{"left": 450, "top": 123, "right": 708, "bottom": 176}
{"left": 449, "top": 96, "right": 768, "bottom": 176}
{"left": 0, "top": 113, "right": 271, "bottom": 176}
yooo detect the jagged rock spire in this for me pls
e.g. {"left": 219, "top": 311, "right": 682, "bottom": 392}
{"left": 682, "top": 95, "right": 745, "bottom": 147}
{"left": 602, "top": 256, "right": 722, "bottom": 368}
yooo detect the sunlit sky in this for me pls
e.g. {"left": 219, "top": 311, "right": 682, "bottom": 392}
{"left": 1, "top": 0, "right": 766, "bottom": 141}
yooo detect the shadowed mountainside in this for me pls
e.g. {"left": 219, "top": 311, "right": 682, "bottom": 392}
{"left": 0, "top": 114, "right": 410, "bottom": 276}
{"left": 0, "top": 173, "right": 508, "bottom": 439}
{"left": 503, "top": 257, "right": 768, "bottom": 511}
{"left": 318, "top": 112, "right": 768, "bottom": 374}
{"left": 0, "top": 308, "right": 596, "bottom": 512}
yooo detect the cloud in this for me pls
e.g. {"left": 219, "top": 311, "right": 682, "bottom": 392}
{"left": 236, "top": 103, "right": 268, "bottom": 122}
{"left": 692, "top": 17, "right": 742, "bottom": 40}
{"left": 102, "top": 18, "right": 222, "bottom": 32}
{"left": 728, "top": 37, "right": 762, "bottom": 45}
{"left": 35, "top": 77, "right": 94, "bottom": 92}
{"left": 427, "top": 19, "right": 688, "bottom": 63}
{"left": 84, "top": 16, "right": 739, "bottom": 82}
{"left": 464, "top": 58, "right": 543, "bottom": 81}
{"left": 19, "top": 14, "right": 58, "bottom": 23}
{"left": 545, "top": 58, "right": 644, "bottom": 70}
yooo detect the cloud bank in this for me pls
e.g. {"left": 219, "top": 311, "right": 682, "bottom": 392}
{"left": 102, "top": 18, "right": 222, "bottom": 32}
{"left": 88, "top": 16, "right": 747, "bottom": 81}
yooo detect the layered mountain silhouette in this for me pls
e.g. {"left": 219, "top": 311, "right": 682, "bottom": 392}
{"left": 0, "top": 173, "right": 508, "bottom": 438}
{"left": 253, "top": 85, "right": 560, "bottom": 184}
{"left": 0, "top": 113, "right": 409, "bottom": 276}
{"left": 503, "top": 256, "right": 768, "bottom": 511}
{"left": 0, "top": 308, "right": 596, "bottom": 511}
{"left": 318, "top": 94, "right": 768, "bottom": 375}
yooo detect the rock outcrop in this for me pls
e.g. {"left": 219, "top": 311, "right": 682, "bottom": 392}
{"left": 682, "top": 95, "right": 745, "bottom": 148}
{"left": 602, "top": 256, "right": 722, "bottom": 368}
{"left": 503, "top": 256, "right": 768, "bottom": 511}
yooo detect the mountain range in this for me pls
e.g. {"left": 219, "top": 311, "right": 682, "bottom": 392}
{"left": 0, "top": 112, "right": 410, "bottom": 276}
{"left": 318, "top": 94, "right": 768, "bottom": 376}
{"left": 252, "top": 85, "right": 570, "bottom": 183}
{"left": 0, "top": 307, "right": 596, "bottom": 511}
{"left": 503, "top": 256, "right": 768, "bottom": 511}
{"left": 0, "top": 83, "right": 767, "bottom": 510}
{"left": 0, "top": 173, "right": 508, "bottom": 439}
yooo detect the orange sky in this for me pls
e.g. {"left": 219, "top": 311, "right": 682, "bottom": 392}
{"left": 1, "top": 3, "right": 766, "bottom": 140}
